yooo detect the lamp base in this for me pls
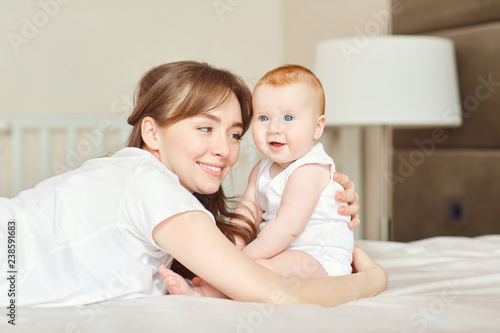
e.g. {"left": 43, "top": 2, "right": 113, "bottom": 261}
{"left": 363, "top": 126, "right": 391, "bottom": 241}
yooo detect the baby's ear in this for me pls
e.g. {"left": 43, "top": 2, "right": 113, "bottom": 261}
{"left": 314, "top": 115, "right": 326, "bottom": 140}
{"left": 141, "top": 116, "right": 161, "bottom": 151}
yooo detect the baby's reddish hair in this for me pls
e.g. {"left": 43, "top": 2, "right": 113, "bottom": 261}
{"left": 254, "top": 64, "right": 325, "bottom": 115}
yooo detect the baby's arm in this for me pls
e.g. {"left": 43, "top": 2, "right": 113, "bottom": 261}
{"left": 243, "top": 163, "right": 331, "bottom": 260}
{"left": 231, "top": 162, "right": 264, "bottom": 248}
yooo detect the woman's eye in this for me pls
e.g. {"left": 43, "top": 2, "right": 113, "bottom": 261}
{"left": 259, "top": 116, "right": 269, "bottom": 121}
{"left": 229, "top": 133, "right": 242, "bottom": 141}
{"left": 284, "top": 115, "right": 293, "bottom": 121}
{"left": 199, "top": 127, "right": 212, "bottom": 133}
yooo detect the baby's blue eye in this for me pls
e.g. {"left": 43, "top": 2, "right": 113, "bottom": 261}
{"left": 259, "top": 116, "right": 269, "bottom": 121}
{"left": 284, "top": 115, "right": 293, "bottom": 121}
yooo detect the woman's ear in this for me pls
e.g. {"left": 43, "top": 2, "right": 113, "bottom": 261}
{"left": 141, "top": 116, "right": 160, "bottom": 151}
{"left": 314, "top": 115, "right": 326, "bottom": 140}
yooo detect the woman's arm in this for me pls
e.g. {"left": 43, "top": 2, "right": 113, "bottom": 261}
{"left": 243, "top": 163, "right": 330, "bottom": 259}
{"left": 334, "top": 172, "right": 360, "bottom": 229}
{"left": 153, "top": 211, "right": 387, "bottom": 307}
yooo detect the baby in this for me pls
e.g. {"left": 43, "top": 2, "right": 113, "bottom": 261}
{"left": 160, "top": 64, "right": 353, "bottom": 297}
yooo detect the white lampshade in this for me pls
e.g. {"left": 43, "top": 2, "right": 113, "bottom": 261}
{"left": 315, "top": 36, "right": 462, "bottom": 127}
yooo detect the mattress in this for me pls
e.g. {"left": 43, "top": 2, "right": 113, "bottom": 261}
{"left": 3, "top": 235, "right": 499, "bottom": 332}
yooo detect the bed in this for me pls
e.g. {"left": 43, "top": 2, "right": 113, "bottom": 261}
{"left": 1, "top": 235, "right": 498, "bottom": 332}
{"left": 1, "top": 116, "right": 499, "bottom": 332}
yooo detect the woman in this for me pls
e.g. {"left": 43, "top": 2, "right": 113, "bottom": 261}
{"left": 0, "top": 61, "right": 386, "bottom": 307}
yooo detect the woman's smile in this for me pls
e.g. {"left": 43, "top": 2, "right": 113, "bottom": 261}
{"left": 197, "top": 161, "right": 225, "bottom": 177}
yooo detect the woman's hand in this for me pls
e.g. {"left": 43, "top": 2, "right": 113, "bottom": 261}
{"left": 334, "top": 172, "right": 360, "bottom": 229}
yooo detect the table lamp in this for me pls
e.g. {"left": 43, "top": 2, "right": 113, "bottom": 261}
{"left": 315, "top": 35, "right": 462, "bottom": 240}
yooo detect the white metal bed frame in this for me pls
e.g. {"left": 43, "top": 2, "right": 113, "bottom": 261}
{"left": 0, "top": 115, "right": 131, "bottom": 197}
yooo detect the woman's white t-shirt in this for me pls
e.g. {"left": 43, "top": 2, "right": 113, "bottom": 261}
{"left": 0, "top": 147, "right": 214, "bottom": 307}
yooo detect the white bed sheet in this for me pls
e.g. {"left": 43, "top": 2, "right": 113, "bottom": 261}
{"left": 3, "top": 235, "right": 500, "bottom": 332}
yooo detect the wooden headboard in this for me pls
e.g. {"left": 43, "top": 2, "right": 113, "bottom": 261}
{"left": 390, "top": 0, "right": 500, "bottom": 241}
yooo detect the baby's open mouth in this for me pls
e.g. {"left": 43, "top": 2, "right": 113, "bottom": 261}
{"left": 269, "top": 142, "right": 285, "bottom": 147}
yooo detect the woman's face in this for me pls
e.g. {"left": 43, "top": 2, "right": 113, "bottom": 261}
{"left": 155, "top": 93, "right": 243, "bottom": 194}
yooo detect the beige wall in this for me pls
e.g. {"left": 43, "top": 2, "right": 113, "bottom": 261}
{"left": 0, "top": 0, "right": 284, "bottom": 117}
{"left": 284, "top": 0, "right": 391, "bottom": 239}
{"left": 0, "top": 0, "right": 284, "bottom": 197}
{"left": 1, "top": 1, "right": 392, "bottom": 240}
{"left": 284, "top": 0, "right": 390, "bottom": 67}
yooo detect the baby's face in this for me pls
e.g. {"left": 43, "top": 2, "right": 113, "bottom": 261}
{"left": 251, "top": 83, "right": 325, "bottom": 169}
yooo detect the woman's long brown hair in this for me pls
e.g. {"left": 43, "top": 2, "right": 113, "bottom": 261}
{"left": 127, "top": 61, "right": 257, "bottom": 246}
